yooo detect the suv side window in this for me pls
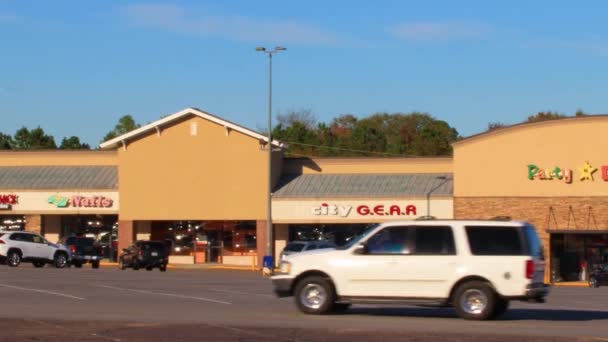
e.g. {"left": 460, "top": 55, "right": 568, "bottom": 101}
{"left": 9, "top": 233, "right": 23, "bottom": 241}
{"left": 32, "top": 235, "right": 45, "bottom": 244}
{"left": 366, "top": 226, "right": 412, "bottom": 255}
{"left": 466, "top": 226, "right": 524, "bottom": 255}
{"left": 14, "top": 233, "right": 34, "bottom": 243}
{"left": 306, "top": 244, "right": 318, "bottom": 251}
{"left": 414, "top": 226, "right": 456, "bottom": 255}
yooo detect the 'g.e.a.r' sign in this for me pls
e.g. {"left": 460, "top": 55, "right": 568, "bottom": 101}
{"left": 527, "top": 161, "right": 608, "bottom": 183}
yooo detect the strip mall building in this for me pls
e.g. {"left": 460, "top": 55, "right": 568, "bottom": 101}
{"left": 0, "top": 108, "right": 607, "bottom": 283}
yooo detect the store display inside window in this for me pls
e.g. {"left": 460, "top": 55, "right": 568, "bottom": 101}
{"left": 0, "top": 216, "right": 26, "bottom": 231}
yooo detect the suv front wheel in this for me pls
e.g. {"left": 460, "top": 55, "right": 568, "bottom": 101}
{"left": 294, "top": 276, "right": 336, "bottom": 315}
{"left": 53, "top": 253, "right": 68, "bottom": 268}
{"left": 453, "top": 281, "right": 496, "bottom": 320}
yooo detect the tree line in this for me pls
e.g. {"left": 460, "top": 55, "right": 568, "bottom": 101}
{"left": 0, "top": 115, "right": 140, "bottom": 151}
{"left": 272, "top": 109, "right": 588, "bottom": 157}
{"left": 0, "top": 110, "right": 589, "bottom": 156}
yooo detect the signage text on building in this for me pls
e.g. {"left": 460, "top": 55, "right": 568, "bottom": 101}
{"left": 527, "top": 161, "right": 608, "bottom": 183}
{"left": 312, "top": 203, "right": 417, "bottom": 218}
{"left": 48, "top": 195, "right": 114, "bottom": 208}
{"left": 0, "top": 194, "right": 18, "bottom": 205}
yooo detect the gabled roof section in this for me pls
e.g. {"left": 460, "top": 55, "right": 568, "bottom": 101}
{"left": 99, "top": 107, "right": 282, "bottom": 150}
{"left": 273, "top": 173, "right": 453, "bottom": 199}
{"left": 0, "top": 166, "right": 118, "bottom": 190}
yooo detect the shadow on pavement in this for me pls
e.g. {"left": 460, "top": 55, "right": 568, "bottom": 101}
{"left": 344, "top": 306, "right": 608, "bottom": 321}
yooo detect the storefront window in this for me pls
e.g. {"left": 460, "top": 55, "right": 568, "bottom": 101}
{"left": 551, "top": 233, "right": 608, "bottom": 282}
{"left": 0, "top": 215, "right": 26, "bottom": 231}
{"left": 151, "top": 220, "right": 257, "bottom": 262}
{"left": 60, "top": 215, "right": 118, "bottom": 260}
{"left": 288, "top": 224, "right": 371, "bottom": 246}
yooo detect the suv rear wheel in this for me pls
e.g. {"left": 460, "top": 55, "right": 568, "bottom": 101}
{"left": 589, "top": 277, "right": 599, "bottom": 288}
{"left": 7, "top": 251, "right": 21, "bottom": 267}
{"left": 294, "top": 276, "right": 336, "bottom": 315}
{"left": 453, "top": 281, "right": 496, "bottom": 320}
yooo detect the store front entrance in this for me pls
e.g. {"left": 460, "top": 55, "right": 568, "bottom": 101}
{"left": 550, "top": 232, "right": 608, "bottom": 283}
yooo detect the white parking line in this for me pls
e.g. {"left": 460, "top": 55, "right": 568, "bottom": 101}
{"left": 0, "top": 283, "right": 85, "bottom": 300}
{"left": 209, "top": 288, "right": 274, "bottom": 298}
{"left": 95, "top": 285, "right": 231, "bottom": 305}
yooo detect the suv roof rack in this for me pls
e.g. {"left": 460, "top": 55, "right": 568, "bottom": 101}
{"left": 416, "top": 215, "right": 436, "bottom": 221}
{"left": 490, "top": 216, "right": 512, "bottom": 221}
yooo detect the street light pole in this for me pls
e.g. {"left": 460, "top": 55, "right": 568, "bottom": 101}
{"left": 426, "top": 176, "right": 451, "bottom": 217}
{"left": 256, "top": 46, "right": 286, "bottom": 268}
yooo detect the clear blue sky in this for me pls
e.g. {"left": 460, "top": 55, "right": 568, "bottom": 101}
{"left": 2, "top": 0, "right": 608, "bottom": 147}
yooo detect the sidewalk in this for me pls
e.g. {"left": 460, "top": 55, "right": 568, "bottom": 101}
{"left": 99, "top": 260, "right": 259, "bottom": 271}
{"left": 551, "top": 281, "right": 589, "bottom": 288}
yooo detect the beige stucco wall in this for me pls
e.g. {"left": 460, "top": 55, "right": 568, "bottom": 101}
{"left": 118, "top": 115, "right": 277, "bottom": 221}
{"left": 0, "top": 151, "right": 117, "bottom": 166}
{"left": 283, "top": 157, "right": 452, "bottom": 174}
{"left": 453, "top": 117, "right": 608, "bottom": 197}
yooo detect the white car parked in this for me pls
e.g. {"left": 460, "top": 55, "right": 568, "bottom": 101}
{"left": 0, "top": 231, "right": 71, "bottom": 268}
{"left": 272, "top": 219, "right": 549, "bottom": 320}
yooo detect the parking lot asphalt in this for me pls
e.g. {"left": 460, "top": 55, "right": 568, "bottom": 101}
{"left": 0, "top": 265, "right": 607, "bottom": 341}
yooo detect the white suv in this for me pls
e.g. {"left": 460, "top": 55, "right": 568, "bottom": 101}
{"left": 0, "top": 231, "right": 71, "bottom": 268}
{"left": 272, "top": 219, "right": 549, "bottom": 320}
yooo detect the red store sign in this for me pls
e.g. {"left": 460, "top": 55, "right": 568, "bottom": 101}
{"left": 0, "top": 194, "right": 18, "bottom": 205}
{"left": 312, "top": 203, "right": 417, "bottom": 218}
{"left": 0, "top": 194, "right": 18, "bottom": 210}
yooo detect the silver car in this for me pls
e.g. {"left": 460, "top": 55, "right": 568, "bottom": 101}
{"left": 280, "top": 240, "right": 336, "bottom": 260}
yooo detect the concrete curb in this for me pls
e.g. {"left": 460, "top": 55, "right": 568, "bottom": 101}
{"left": 551, "top": 282, "right": 589, "bottom": 288}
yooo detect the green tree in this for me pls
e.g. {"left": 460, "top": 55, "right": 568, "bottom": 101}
{"left": 12, "top": 127, "right": 57, "bottom": 150}
{"left": 59, "top": 136, "right": 90, "bottom": 149}
{"left": 487, "top": 122, "right": 507, "bottom": 131}
{"left": 277, "top": 108, "right": 317, "bottom": 129}
{"left": 0, "top": 132, "right": 13, "bottom": 150}
{"left": 412, "top": 119, "right": 459, "bottom": 156}
{"left": 526, "top": 111, "right": 566, "bottom": 123}
{"left": 349, "top": 118, "right": 388, "bottom": 155}
{"left": 273, "top": 110, "right": 319, "bottom": 157}
{"left": 103, "top": 115, "right": 140, "bottom": 142}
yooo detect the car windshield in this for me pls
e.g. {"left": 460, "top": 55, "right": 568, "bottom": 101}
{"left": 284, "top": 243, "right": 306, "bottom": 252}
{"left": 336, "top": 224, "right": 380, "bottom": 250}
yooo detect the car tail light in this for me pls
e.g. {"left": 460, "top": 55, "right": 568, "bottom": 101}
{"left": 526, "top": 260, "right": 535, "bottom": 279}
{"left": 0, "top": 240, "right": 5, "bottom": 244}
{"left": 138, "top": 250, "right": 142, "bottom": 256}
{"left": 69, "top": 245, "right": 76, "bottom": 254}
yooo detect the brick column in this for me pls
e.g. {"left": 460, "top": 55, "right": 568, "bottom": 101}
{"left": 256, "top": 220, "right": 269, "bottom": 269}
{"left": 118, "top": 220, "right": 135, "bottom": 257}
{"left": 25, "top": 215, "right": 42, "bottom": 234}
{"left": 42, "top": 215, "right": 61, "bottom": 243}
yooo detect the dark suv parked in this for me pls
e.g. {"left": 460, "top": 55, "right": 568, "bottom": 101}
{"left": 119, "top": 240, "right": 168, "bottom": 271}
{"left": 59, "top": 236, "right": 103, "bottom": 269}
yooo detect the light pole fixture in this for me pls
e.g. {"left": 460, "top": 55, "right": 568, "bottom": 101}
{"left": 426, "top": 176, "right": 451, "bottom": 217}
{"left": 256, "top": 46, "right": 286, "bottom": 269}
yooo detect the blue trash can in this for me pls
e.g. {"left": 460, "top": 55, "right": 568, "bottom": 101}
{"left": 263, "top": 255, "right": 273, "bottom": 269}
